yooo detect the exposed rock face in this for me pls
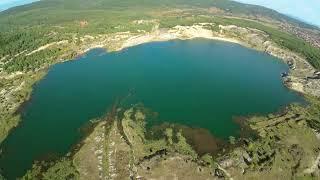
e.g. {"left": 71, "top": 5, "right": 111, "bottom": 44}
{"left": 119, "top": 24, "right": 241, "bottom": 51}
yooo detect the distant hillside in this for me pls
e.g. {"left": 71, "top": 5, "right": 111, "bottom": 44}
{"left": 0, "top": 0, "right": 317, "bottom": 30}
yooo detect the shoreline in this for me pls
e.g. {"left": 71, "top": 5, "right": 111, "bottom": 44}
{"left": 73, "top": 24, "right": 319, "bottom": 99}
{"left": 111, "top": 25, "right": 320, "bottom": 97}
{"left": 1, "top": 23, "right": 319, "bottom": 144}
{"left": 118, "top": 25, "right": 243, "bottom": 51}
{"left": 1, "top": 23, "right": 320, "bottom": 179}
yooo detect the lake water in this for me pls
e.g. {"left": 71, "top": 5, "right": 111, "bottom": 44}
{"left": 0, "top": 39, "right": 303, "bottom": 179}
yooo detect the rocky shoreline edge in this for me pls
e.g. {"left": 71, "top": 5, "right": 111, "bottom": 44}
{"left": 1, "top": 22, "right": 320, "bottom": 179}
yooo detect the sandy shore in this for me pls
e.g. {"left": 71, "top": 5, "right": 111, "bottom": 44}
{"left": 119, "top": 25, "right": 242, "bottom": 51}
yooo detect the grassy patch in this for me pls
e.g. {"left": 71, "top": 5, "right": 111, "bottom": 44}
{"left": 22, "top": 158, "right": 79, "bottom": 180}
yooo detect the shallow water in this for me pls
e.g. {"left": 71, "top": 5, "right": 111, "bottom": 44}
{"left": 0, "top": 39, "right": 303, "bottom": 179}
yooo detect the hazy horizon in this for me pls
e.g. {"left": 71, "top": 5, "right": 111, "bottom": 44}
{"left": 234, "top": 0, "right": 320, "bottom": 27}
{"left": 0, "top": 0, "right": 39, "bottom": 11}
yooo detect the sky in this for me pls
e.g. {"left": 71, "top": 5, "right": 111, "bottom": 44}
{"left": 0, "top": 0, "right": 319, "bottom": 27}
{"left": 0, "top": 0, "right": 39, "bottom": 11}
{"left": 234, "top": 0, "right": 320, "bottom": 27}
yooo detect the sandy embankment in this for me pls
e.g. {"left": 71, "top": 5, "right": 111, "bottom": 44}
{"left": 120, "top": 25, "right": 241, "bottom": 50}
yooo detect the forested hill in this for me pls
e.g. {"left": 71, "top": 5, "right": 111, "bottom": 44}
{"left": 0, "top": 0, "right": 317, "bottom": 30}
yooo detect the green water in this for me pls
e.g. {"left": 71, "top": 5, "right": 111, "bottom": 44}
{"left": 0, "top": 39, "right": 302, "bottom": 179}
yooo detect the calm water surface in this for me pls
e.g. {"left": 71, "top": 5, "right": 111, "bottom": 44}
{"left": 0, "top": 39, "right": 303, "bottom": 179}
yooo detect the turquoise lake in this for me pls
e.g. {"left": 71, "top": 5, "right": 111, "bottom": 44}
{"left": 0, "top": 39, "right": 303, "bottom": 179}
